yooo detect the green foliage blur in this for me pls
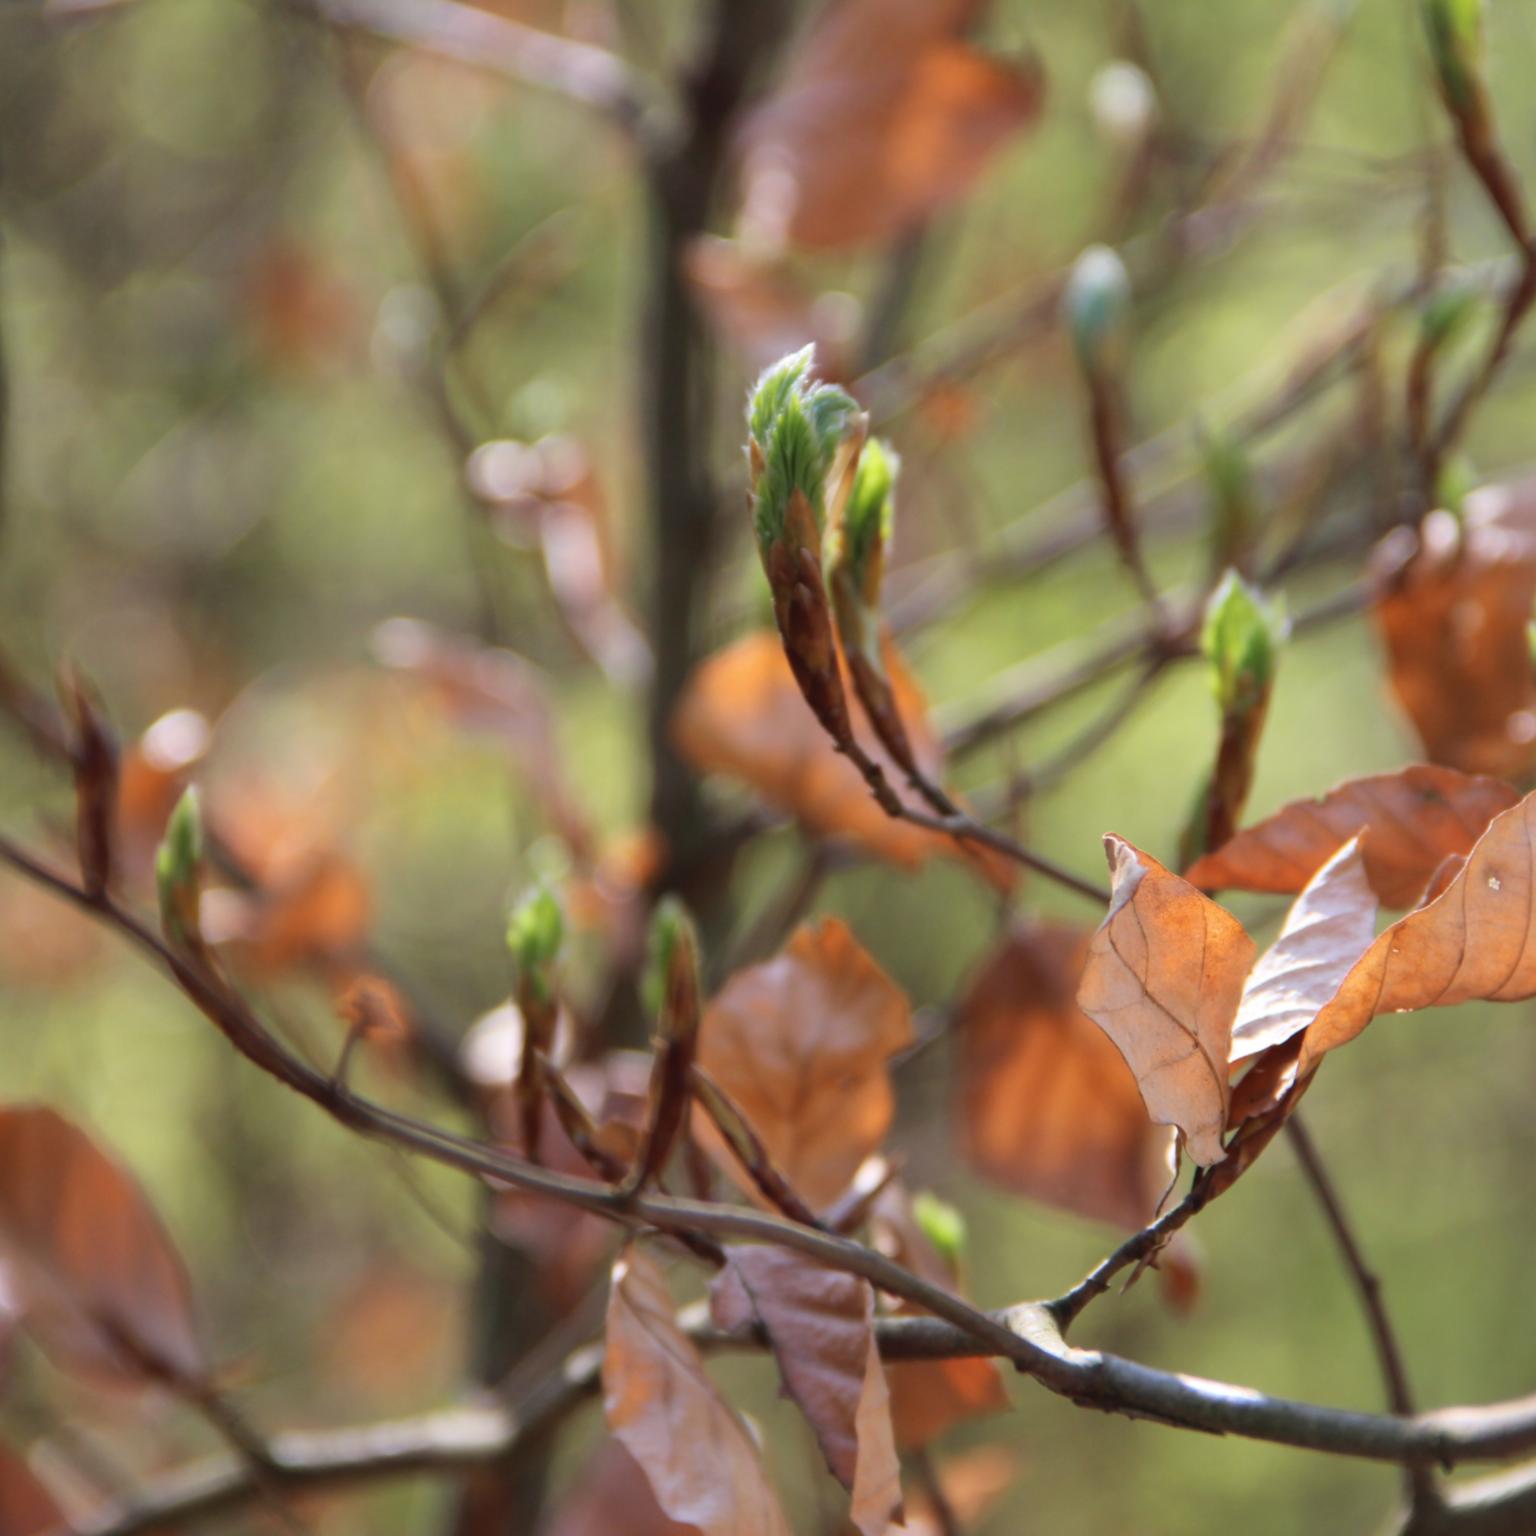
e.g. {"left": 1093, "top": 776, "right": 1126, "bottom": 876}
{"left": 5, "top": 1, "right": 1536, "bottom": 1532}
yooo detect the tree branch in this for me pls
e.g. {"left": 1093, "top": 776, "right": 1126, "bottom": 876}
{"left": 10, "top": 835, "right": 1536, "bottom": 1488}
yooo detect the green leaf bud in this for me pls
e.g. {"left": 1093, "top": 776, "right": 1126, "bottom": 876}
{"left": 1064, "top": 244, "right": 1132, "bottom": 378}
{"left": 1201, "top": 570, "right": 1287, "bottom": 718}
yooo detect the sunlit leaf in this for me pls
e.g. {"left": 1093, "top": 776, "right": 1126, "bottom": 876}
{"left": 1230, "top": 838, "right": 1377, "bottom": 1063}
{"left": 1186, "top": 764, "right": 1517, "bottom": 906}
{"left": 1372, "top": 510, "right": 1536, "bottom": 778}
{"left": 694, "top": 919, "right": 913, "bottom": 1211}
{"left": 1297, "top": 790, "right": 1536, "bottom": 1074}
{"left": 1078, "top": 838, "right": 1255, "bottom": 1165}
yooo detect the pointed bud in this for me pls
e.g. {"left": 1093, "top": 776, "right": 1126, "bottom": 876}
{"left": 1064, "top": 245, "right": 1132, "bottom": 379}
{"left": 1422, "top": 0, "right": 1484, "bottom": 115}
{"left": 507, "top": 881, "right": 563, "bottom": 1007}
{"left": 58, "top": 663, "right": 119, "bottom": 900}
{"left": 1198, "top": 425, "right": 1258, "bottom": 576}
{"left": 156, "top": 786, "right": 204, "bottom": 947}
{"left": 1420, "top": 280, "right": 1480, "bottom": 349}
{"left": 1201, "top": 571, "right": 1287, "bottom": 719}
{"left": 912, "top": 1190, "right": 967, "bottom": 1272}
{"left": 643, "top": 895, "right": 701, "bottom": 1038}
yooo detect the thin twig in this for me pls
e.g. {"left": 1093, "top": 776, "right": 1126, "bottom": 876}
{"left": 1287, "top": 1114, "right": 1438, "bottom": 1510}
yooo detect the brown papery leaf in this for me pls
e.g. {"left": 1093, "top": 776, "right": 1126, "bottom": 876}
{"left": 1229, "top": 839, "right": 1378, "bottom": 1064}
{"left": 673, "top": 629, "right": 1010, "bottom": 887}
{"left": 0, "top": 1106, "right": 206, "bottom": 1391}
{"left": 955, "top": 923, "right": 1174, "bottom": 1230}
{"left": 1298, "top": 790, "right": 1536, "bottom": 1075}
{"left": 604, "top": 1247, "right": 791, "bottom": 1536}
{"left": 1372, "top": 509, "right": 1536, "bottom": 778}
{"left": 710, "top": 1247, "right": 901, "bottom": 1536}
{"left": 1185, "top": 765, "right": 1517, "bottom": 907}
{"left": 0, "top": 1446, "right": 64, "bottom": 1536}
{"left": 736, "top": 0, "right": 1043, "bottom": 250}
{"left": 694, "top": 920, "right": 913, "bottom": 1211}
{"left": 1078, "top": 838, "right": 1255, "bottom": 1166}
{"left": 545, "top": 1438, "right": 694, "bottom": 1536}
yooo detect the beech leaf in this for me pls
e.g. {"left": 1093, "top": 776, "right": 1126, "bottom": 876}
{"left": 1078, "top": 838, "right": 1255, "bottom": 1165}
{"left": 1298, "top": 790, "right": 1536, "bottom": 1074}
{"left": 604, "top": 1247, "right": 791, "bottom": 1536}
{"left": 955, "top": 923, "right": 1174, "bottom": 1229}
{"left": 1230, "top": 838, "right": 1378, "bottom": 1063}
{"left": 710, "top": 1246, "right": 901, "bottom": 1536}
{"left": 1185, "top": 764, "right": 1517, "bottom": 907}
{"left": 673, "top": 630, "right": 1010, "bottom": 887}
{"left": 695, "top": 919, "right": 913, "bottom": 1211}
{"left": 1371, "top": 509, "right": 1536, "bottom": 777}
{"left": 737, "top": 0, "right": 1043, "bottom": 251}
{"left": 0, "top": 1447, "right": 64, "bottom": 1536}
{"left": 0, "top": 1105, "right": 206, "bottom": 1391}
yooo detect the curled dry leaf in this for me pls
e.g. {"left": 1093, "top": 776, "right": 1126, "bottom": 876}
{"left": 1229, "top": 838, "right": 1378, "bottom": 1064}
{"left": 1297, "top": 790, "right": 1536, "bottom": 1075}
{"left": 545, "top": 1437, "right": 694, "bottom": 1536}
{"left": 604, "top": 1247, "right": 792, "bottom": 1536}
{"left": 0, "top": 1106, "right": 206, "bottom": 1391}
{"left": 736, "top": 0, "right": 1043, "bottom": 250}
{"left": 0, "top": 1446, "right": 64, "bottom": 1536}
{"left": 1371, "top": 509, "right": 1536, "bottom": 778}
{"left": 673, "top": 629, "right": 1010, "bottom": 887}
{"left": 1078, "top": 838, "right": 1255, "bottom": 1166}
{"left": 956, "top": 923, "right": 1175, "bottom": 1229}
{"left": 1185, "top": 764, "right": 1517, "bottom": 907}
{"left": 710, "top": 1246, "right": 902, "bottom": 1536}
{"left": 694, "top": 919, "right": 913, "bottom": 1211}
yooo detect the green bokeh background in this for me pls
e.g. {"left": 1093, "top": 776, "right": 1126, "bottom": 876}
{"left": 3, "top": 0, "right": 1536, "bottom": 1531}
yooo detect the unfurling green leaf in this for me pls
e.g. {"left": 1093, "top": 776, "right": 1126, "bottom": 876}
{"left": 1422, "top": 0, "right": 1484, "bottom": 113}
{"left": 507, "top": 881, "right": 564, "bottom": 1005}
{"left": 911, "top": 1190, "right": 967, "bottom": 1271}
{"left": 1201, "top": 571, "right": 1286, "bottom": 719}
{"left": 643, "top": 894, "right": 700, "bottom": 1023}
{"left": 747, "top": 345, "right": 862, "bottom": 557}
{"left": 156, "top": 786, "right": 204, "bottom": 947}
{"left": 831, "top": 438, "right": 899, "bottom": 607}
{"left": 1064, "top": 245, "right": 1131, "bottom": 377}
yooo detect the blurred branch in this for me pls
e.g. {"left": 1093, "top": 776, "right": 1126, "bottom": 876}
{"left": 13, "top": 830, "right": 1536, "bottom": 1485}
{"left": 1287, "top": 1114, "right": 1436, "bottom": 1511}
{"left": 312, "top": 0, "right": 657, "bottom": 138}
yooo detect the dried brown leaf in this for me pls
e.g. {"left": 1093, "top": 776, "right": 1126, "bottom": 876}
{"left": 1078, "top": 838, "right": 1255, "bottom": 1165}
{"left": 673, "top": 629, "right": 1009, "bottom": 886}
{"left": 710, "top": 1247, "right": 901, "bottom": 1536}
{"left": 0, "top": 1446, "right": 64, "bottom": 1536}
{"left": 1372, "top": 511, "right": 1536, "bottom": 778}
{"left": 1229, "top": 838, "right": 1378, "bottom": 1063}
{"left": 1298, "top": 790, "right": 1536, "bottom": 1074}
{"left": 0, "top": 1106, "right": 206, "bottom": 1391}
{"left": 737, "top": 0, "right": 1043, "bottom": 250}
{"left": 1185, "top": 765, "right": 1517, "bottom": 907}
{"left": 694, "top": 920, "right": 913, "bottom": 1211}
{"left": 955, "top": 923, "right": 1173, "bottom": 1229}
{"left": 604, "top": 1247, "right": 791, "bottom": 1536}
